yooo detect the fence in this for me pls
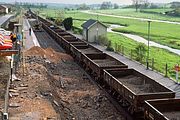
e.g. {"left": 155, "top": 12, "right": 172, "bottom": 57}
{"left": 112, "top": 42, "right": 179, "bottom": 81}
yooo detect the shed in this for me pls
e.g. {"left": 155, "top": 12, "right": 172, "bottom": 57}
{"left": 81, "top": 19, "right": 107, "bottom": 43}
{"left": 0, "top": 5, "right": 9, "bottom": 14}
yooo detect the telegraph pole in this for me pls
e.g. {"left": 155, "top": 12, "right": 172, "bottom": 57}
{"left": 147, "top": 20, "right": 151, "bottom": 69}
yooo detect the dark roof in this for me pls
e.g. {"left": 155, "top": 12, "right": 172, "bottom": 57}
{"left": 81, "top": 19, "right": 107, "bottom": 29}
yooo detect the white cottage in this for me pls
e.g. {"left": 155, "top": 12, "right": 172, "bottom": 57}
{"left": 81, "top": 19, "right": 107, "bottom": 43}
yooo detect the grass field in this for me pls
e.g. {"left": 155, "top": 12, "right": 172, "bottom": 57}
{"left": 33, "top": 8, "right": 180, "bottom": 80}
{"left": 91, "top": 8, "right": 180, "bottom": 22}
{"left": 63, "top": 11, "right": 180, "bottom": 49}
{"left": 34, "top": 8, "right": 180, "bottom": 49}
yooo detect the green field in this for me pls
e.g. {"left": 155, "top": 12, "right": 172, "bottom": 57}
{"left": 34, "top": 8, "right": 180, "bottom": 49}
{"left": 33, "top": 8, "right": 180, "bottom": 80}
{"left": 63, "top": 11, "right": 180, "bottom": 49}
{"left": 91, "top": 8, "right": 180, "bottom": 22}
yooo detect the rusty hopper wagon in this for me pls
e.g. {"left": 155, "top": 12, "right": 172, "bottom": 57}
{"left": 70, "top": 44, "right": 102, "bottom": 63}
{"left": 83, "top": 53, "right": 128, "bottom": 79}
{"left": 60, "top": 35, "right": 87, "bottom": 52}
{"left": 103, "top": 69, "right": 175, "bottom": 114}
{"left": 144, "top": 98, "right": 180, "bottom": 120}
{"left": 50, "top": 26, "right": 64, "bottom": 33}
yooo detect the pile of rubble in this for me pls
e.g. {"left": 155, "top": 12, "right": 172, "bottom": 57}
{"left": 8, "top": 46, "right": 125, "bottom": 120}
{"left": 25, "top": 46, "right": 73, "bottom": 63}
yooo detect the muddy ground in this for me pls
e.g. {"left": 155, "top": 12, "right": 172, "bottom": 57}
{"left": 8, "top": 46, "right": 126, "bottom": 120}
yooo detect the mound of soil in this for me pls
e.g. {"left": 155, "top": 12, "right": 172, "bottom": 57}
{"left": 25, "top": 46, "right": 73, "bottom": 63}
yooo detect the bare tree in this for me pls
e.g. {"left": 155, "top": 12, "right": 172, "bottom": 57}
{"left": 141, "top": 0, "right": 149, "bottom": 9}
{"left": 132, "top": 0, "right": 141, "bottom": 12}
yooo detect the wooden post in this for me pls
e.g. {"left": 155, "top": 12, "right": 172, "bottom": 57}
{"left": 165, "top": 63, "right": 168, "bottom": 77}
{"left": 119, "top": 44, "right": 122, "bottom": 53}
{"left": 118, "top": 45, "right": 120, "bottom": 53}
{"left": 146, "top": 58, "right": 149, "bottom": 70}
{"left": 152, "top": 58, "right": 154, "bottom": 70}
{"left": 115, "top": 43, "right": 117, "bottom": 52}
{"left": 122, "top": 46, "right": 124, "bottom": 55}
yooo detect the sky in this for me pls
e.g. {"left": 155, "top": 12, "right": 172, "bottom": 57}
{"left": 1, "top": 0, "right": 180, "bottom": 5}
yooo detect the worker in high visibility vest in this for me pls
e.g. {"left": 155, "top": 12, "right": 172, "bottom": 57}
{"left": 10, "top": 33, "right": 17, "bottom": 43}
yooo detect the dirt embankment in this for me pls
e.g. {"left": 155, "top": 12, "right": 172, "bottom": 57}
{"left": 25, "top": 46, "right": 73, "bottom": 63}
{"left": 9, "top": 46, "right": 125, "bottom": 120}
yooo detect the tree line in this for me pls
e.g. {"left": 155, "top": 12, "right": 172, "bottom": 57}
{"left": 15, "top": 2, "right": 47, "bottom": 9}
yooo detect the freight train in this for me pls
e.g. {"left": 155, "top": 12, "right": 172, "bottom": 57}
{"left": 28, "top": 10, "right": 180, "bottom": 120}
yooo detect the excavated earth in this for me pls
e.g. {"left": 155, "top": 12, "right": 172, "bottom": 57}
{"left": 8, "top": 46, "right": 126, "bottom": 120}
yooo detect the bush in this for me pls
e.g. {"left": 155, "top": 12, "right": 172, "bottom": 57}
{"left": 63, "top": 17, "right": 73, "bottom": 30}
{"left": 134, "top": 43, "right": 146, "bottom": 62}
{"left": 106, "top": 41, "right": 114, "bottom": 51}
{"left": 54, "top": 18, "right": 63, "bottom": 26}
{"left": 97, "top": 35, "right": 109, "bottom": 45}
{"left": 73, "top": 27, "right": 82, "bottom": 34}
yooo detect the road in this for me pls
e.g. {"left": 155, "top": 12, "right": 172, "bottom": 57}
{"left": 82, "top": 11, "right": 180, "bottom": 25}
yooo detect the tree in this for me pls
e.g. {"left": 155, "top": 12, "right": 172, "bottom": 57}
{"left": 170, "top": 2, "right": 180, "bottom": 8}
{"left": 113, "top": 3, "right": 119, "bottom": 9}
{"left": 100, "top": 1, "right": 112, "bottom": 9}
{"left": 132, "top": 0, "right": 141, "bottom": 12}
{"left": 63, "top": 17, "right": 73, "bottom": 30}
{"left": 141, "top": 0, "right": 149, "bottom": 9}
{"left": 77, "top": 4, "right": 90, "bottom": 10}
